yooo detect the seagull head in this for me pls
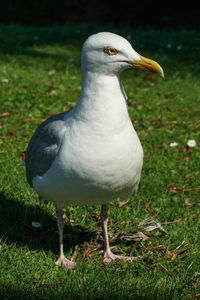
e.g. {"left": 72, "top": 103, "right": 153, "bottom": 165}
{"left": 81, "top": 32, "right": 164, "bottom": 77}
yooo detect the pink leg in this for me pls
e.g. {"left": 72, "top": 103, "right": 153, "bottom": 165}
{"left": 100, "top": 204, "right": 138, "bottom": 263}
{"left": 55, "top": 208, "right": 75, "bottom": 269}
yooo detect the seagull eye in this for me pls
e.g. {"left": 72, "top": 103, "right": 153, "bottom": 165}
{"left": 105, "top": 47, "right": 118, "bottom": 56}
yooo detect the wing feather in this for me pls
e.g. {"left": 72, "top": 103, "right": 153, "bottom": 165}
{"left": 25, "top": 112, "right": 67, "bottom": 186}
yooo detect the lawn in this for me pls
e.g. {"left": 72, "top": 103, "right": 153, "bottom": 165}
{"left": 0, "top": 24, "right": 200, "bottom": 299}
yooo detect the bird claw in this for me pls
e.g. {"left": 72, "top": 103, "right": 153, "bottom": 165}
{"left": 103, "top": 250, "right": 138, "bottom": 263}
{"left": 55, "top": 255, "right": 76, "bottom": 269}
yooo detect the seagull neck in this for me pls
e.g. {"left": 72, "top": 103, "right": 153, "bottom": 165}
{"left": 75, "top": 71, "right": 129, "bottom": 122}
{"left": 81, "top": 70, "right": 126, "bottom": 97}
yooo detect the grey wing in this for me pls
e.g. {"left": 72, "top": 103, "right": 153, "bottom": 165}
{"left": 25, "top": 112, "right": 67, "bottom": 186}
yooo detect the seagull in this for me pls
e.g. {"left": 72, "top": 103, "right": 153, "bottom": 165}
{"left": 25, "top": 32, "right": 164, "bottom": 269}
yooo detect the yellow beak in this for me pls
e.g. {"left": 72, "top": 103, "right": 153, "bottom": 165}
{"left": 128, "top": 55, "right": 164, "bottom": 78}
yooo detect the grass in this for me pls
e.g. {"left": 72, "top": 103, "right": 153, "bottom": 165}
{"left": 0, "top": 24, "right": 200, "bottom": 299}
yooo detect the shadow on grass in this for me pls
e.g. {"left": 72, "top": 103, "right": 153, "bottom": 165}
{"left": 1, "top": 25, "right": 200, "bottom": 78}
{"left": 0, "top": 46, "right": 82, "bottom": 71}
{"left": 0, "top": 191, "right": 158, "bottom": 300}
{"left": 0, "top": 190, "right": 98, "bottom": 254}
{"left": 0, "top": 283, "right": 155, "bottom": 300}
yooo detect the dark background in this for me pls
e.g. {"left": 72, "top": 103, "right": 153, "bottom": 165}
{"left": 0, "top": 0, "right": 200, "bottom": 28}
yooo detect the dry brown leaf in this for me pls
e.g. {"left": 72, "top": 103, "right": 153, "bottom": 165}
{"left": 166, "top": 245, "right": 190, "bottom": 262}
{"left": 90, "top": 212, "right": 100, "bottom": 221}
{"left": 187, "top": 294, "right": 200, "bottom": 299}
{"left": 19, "top": 151, "right": 26, "bottom": 161}
{"left": 182, "top": 147, "right": 188, "bottom": 153}
{"left": 140, "top": 129, "right": 148, "bottom": 133}
{"left": 168, "top": 185, "right": 179, "bottom": 193}
{"left": 183, "top": 187, "right": 200, "bottom": 192}
{"left": 146, "top": 242, "right": 165, "bottom": 253}
{"left": 168, "top": 185, "right": 200, "bottom": 193}
{"left": 118, "top": 218, "right": 166, "bottom": 242}
{"left": 23, "top": 118, "right": 44, "bottom": 122}
{"left": 184, "top": 157, "right": 190, "bottom": 161}
{"left": 166, "top": 250, "right": 177, "bottom": 261}
{"left": 45, "top": 111, "right": 56, "bottom": 116}
{"left": 140, "top": 261, "right": 156, "bottom": 269}
{"left": 135, "top": 99, "right": 146, "bottom": 107}
{"left": 145, "top": 204, "right": 155, "bottom": 215}
{"left": 117, "top": 199, "right": 129, "bottom": 208}
{"left": 46, "top": 90, "right": 57, "bottom": 97}
{"left": 182, "top": 200, "right": 200, "bottom": 207}
{"left": 138, "top": 218, "right": 167, "bottom": 233}
{"left": 162, "top": 219, "right": 183, "bottom": 225}
{"left": 119, "top": 230, "right": 149, "bottom": 242}
{"left": 0, "top": 136, "right": 15, "bottom": 140}
{"left": 0, "top": 112, "right": 10, "bottom": 118}
{"left": 184, "top": 174, "right": 195, "bottom": 178}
